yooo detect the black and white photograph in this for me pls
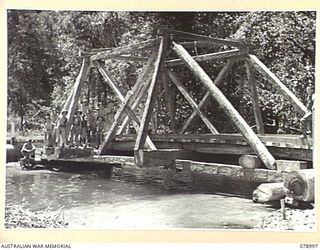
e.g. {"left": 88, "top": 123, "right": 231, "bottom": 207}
{"left": 5, "top": 10, "right": 316, "bottom": 231}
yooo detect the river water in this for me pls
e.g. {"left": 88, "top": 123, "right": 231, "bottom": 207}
{"left": 5, "top": 163, "right": 276, "bottom": 230}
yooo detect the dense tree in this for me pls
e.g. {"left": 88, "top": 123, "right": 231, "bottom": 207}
{"left": 7, "top": 10, "right": 315, "bottom": 134}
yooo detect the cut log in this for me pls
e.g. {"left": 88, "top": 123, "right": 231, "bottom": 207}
{"left": 284, "top": 169, "right": 315, "bottom": 202}
{"left": 172, "top": 42, "right": 276, "bottom": 170}
{"left": 252, "top": 182, "right": 287, "bottom": 203}
{"left": 239, "top": 154, "right": 261, "bottom": 169}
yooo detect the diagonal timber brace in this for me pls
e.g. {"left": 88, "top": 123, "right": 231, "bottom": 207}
{"left": 248, "top": 55, "right": 308, "bottom": 116}
{"left": 167, "top": 70, "right": 219, "bottom": 134}
{"left": 94, "top": 61, "right": 156, "bottom": 151}
{"left": 180, "top": 59, "right": 235, "bottom": 134}
{"left": 66, "top": 58, "right": 91, "bottom": 122}
{"left": 117, "top": 50, "right": 159, "bottom": 135}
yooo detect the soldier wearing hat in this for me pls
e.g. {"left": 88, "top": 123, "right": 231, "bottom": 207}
{"left": 70, "top": 110, "right": 82, "bottom": 147}
{"left": 86, "top": 109, "right": 96, "bottom": 145}
{"left": 50, "top": 108, "right": 59, "bottom": 146}
{"left": 43, "top": 115, "right": 54, "bottom": 147}
{"left": 56, "top": 110, "right": 68, "bottom": 147}
{"left": 95, "top": 115, "right": 105, "bottom": 148}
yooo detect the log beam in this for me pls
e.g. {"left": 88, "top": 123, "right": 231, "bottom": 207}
{"left": 62, "top": 88, "right": 74, "bottom": 114}
{"left": 172, "top": 42, "right": 276, "bottom": 170}
{"left": 162, "top": 71, "right": 176, "bottom": 133}
{"left": 167, "top": 70, "right": 219, "bottom": 134}
{"left": 134, "top": 38, "right": 164, "bottom": 151}
{"left": 248, "top": 55, "right": 308, "bottom": 115}
{"left": 81, "top": 51, "right": 148, "bottom": 62}
{"left": 90, "top": 38, "right": 161, "bottom": 61}
{"left": 66, "top": 58, "right": 90, "bottom": 122}
{"left": 160, "top": 34, "right": 176, "bottom": 133}
{"left": 165, "top": 49, "right": 245, "bottom": 67}
{"left": 245, "top": 61, "right": 265, "bottom": 135}
{"left": 158, "top": 28, "right": 251, "bottom": 48}
{"left": 178, "top": 41, "right": 219, "bottom": 49}
{"left": 180, "top": 59, "right": 235, "bottom": 134}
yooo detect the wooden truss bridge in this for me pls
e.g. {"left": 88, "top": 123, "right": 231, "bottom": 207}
{"left": 61, "top": 28, "right": 312, "bottom": 171}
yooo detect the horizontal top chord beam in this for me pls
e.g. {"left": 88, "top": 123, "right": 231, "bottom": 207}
{"left": 165, "top": 49, "right": 245, "bottom": 67}
{"left": 158, "top": 27, "right": 251, "bottom": 48}
{"left": 90, "top": 38, "right": 161, "bottom": 61}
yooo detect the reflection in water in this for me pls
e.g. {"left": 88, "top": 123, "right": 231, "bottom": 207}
{"left": 6, "top": 163, "right": 276, "bottom": 229}
{"left": 6, "top": 164, "right": 181, "bottom": 211}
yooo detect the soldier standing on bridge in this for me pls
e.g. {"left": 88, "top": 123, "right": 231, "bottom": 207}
{"left": 56, "top": 110, "right": 68, "bottom": 148}
{"left": 300, "top": 84, "right": 315, "bottom": 138}
{"left": 43, "top": 116, "right": 53, "bottom": 147}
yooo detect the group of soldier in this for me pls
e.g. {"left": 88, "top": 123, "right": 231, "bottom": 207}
{"left": 43, "top": 100, "right": 115, "bottom": 149}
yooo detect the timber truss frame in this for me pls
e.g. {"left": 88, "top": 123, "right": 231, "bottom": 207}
{"left": 63, "top": 28, "right": 308, "bottom": 170}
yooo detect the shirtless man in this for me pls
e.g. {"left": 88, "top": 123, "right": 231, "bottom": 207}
{"left": 20, "top": 139, "right": 36, "bottom": 169}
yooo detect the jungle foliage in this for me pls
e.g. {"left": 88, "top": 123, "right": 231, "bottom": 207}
{"left": 7, "top": 10, "right": 315, "bottom": 134}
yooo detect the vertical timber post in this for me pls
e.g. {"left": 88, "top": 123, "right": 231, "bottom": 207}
{"left": 172, "top": 42, "right": 276, "bottom": 170}
{"left": 161, "top": 33, "right": 176, "bottom": 133}
{"left": 245, "top": 60, "right": 265, "bottom": 135}
{"left": 134, "top": 38, "right": 164, "bottom": 166}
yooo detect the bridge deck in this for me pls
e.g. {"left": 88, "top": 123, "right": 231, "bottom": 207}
{"left": 113, "top": 133, "right": 313, "bottom": 149}
{"left": 109, "top": 133, "right": 313, "bottom": 162}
